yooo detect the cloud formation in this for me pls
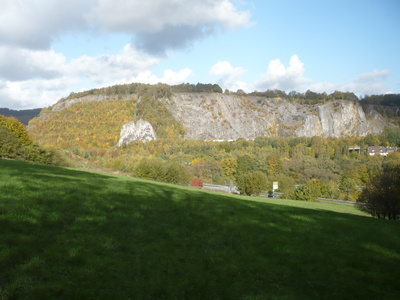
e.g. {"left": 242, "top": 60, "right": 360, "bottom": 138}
{"left": 68, "top": 45, "right": 160, "bottom": 84}
{"left": 0, "top": 0, "right": 251, "bottom": 108}
{"left": 0, "top": 46, "right": 65, "bottom": 81}
{"left": 0, "top": 0, "right": 251, "bottom": 55}
{"left": 0, "top": 0, "right": 91, "bottom": 49}
{"left": 0, "top": 44, "right": 192, "bottom": 109}
{"left": 0, "top": 1, "right": 394, "bottom": 110}
{"left": 309, "top": 69, "right": 390, "bottom": 96}
{"left": 87, "top": 0, "right": 251, "bottom": 54}
{"left": 210, "top": 61, "right": 248, "bottom": 91}
{"left": 210, "top": 55, "right": 391, "bottom": 97}
{"left": 255, "top": 55, "right": 311, "bottom": 92}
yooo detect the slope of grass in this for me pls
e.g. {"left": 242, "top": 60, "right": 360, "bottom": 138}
{"left": 0, "top": 158, "right": 399, "bottom": 299}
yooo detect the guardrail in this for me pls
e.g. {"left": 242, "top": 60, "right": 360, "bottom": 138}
{"left": 203, "top": 184, "right": 367, "bottom": 206}
{"left": 317, "top": 198, "right": 366, "bottom": 206}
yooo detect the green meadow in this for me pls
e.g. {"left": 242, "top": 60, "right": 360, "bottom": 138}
{"left": 0, "top": 158, "right": 399, "bottom": 299}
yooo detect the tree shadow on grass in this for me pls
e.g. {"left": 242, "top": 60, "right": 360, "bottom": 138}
{"left": 1, "top": 159, "right": 400, "bottom": 299}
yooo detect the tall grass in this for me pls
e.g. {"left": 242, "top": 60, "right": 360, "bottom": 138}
{"left": 0, "top": 158, "right": 399, "bottom": 299}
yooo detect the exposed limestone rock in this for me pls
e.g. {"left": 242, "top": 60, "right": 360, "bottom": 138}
{"left": 166, "top": 94, "right": 390, "bottom": 140}
{"left": 117, "top": 119, "right": 156, "bottom": 146}
{"left": 42, "top": 92, "right": 394, "bottom": 142}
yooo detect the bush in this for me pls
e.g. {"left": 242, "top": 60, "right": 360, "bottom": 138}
{"left": 235, "top": 171, "right": 267, "bottom": 196}
{"left": 293, "top": 179, "right": 328, "bottom": 201}
{"left": 0, "top": 125, "right": 24, "bottom": 159}
{"left": 293, "top": 185, "right": 315, "bottom": 201}
{"left": 134, "top": 158, "right": 190, "bottom": 185}
{"left": 191, "top": 178, "right": 203, "bottom": 188}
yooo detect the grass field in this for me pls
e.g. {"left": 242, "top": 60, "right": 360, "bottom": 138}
{"left": 1, "top": 158, "right": 399, "bottom": 299}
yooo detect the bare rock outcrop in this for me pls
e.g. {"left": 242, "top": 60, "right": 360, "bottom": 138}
{"left": 117, "top": 119, "right": 156, "bottom": 146}
{"left": 35, "top": 91, "right": 393, "bottom": 143}
{"left": 166, "top": 93, "right": 390, "bottom": 140}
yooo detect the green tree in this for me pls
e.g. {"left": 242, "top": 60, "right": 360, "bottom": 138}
{"left": 386, "top": 128, "right": 400, "bottom": 146}
{"left": 338, "top": 176, "right": 359, "bottom": 201}
{"left": 0, "top": 125, "right": 23, "bottom": 158}
{"left": 293, "top": 185, "right": 314, "bottom": 201}
{"left": 358, "top": 158, "right": 400, "bottom": 220}
{"left": 236, "top": 155, "right": 255, "bottom": 176}
{"left": 0, "top": 115, "right": 32, "bottom": 144}
{"left": 235, "top": 171, "right": 267, "bottom": 196}
{"left": 134, "top": 157, "right": 190, "bottom": 185}
{"left": 306, "top": 179, "right": 329, "bottom": 198}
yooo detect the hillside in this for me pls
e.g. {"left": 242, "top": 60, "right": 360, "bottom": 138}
{"left": 28, "top": 84, "right": 395, "bottom": 147}
{"left": 23, "top": 84, "right": 400, "bottom": 202}
{"left": 28, "top": 99, "right": 135, "bottom": 148}
{"left": 1, "top": 158, "right": 399, "bottom": 299}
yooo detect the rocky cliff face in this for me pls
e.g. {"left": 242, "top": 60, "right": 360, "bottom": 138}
{"left": 116, "top": 119, "right": 156, "bottom": 146}
{"left": 36, "top": 92, "right": 391, "bottom": 144}
{"left": 166, "top": 93, "right": 388, "bottom": 140}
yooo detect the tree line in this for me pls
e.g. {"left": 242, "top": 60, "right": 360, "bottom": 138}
{"left": 62, "top": 82, "right": 399, "bottom": 110}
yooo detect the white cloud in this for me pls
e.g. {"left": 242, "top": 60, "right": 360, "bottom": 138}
{"left": 121, "top": 68, "right": 193, "bottom": 86}
{"left": 91, "top": 0, "right": 252, "bottom": 54}
{"left": 255, "top": 55, "right": 311, "bottom": 92}
{"left": 210, "top": 61, "right": 248, "bottom": 91}
{"left": 0, "top": 0, "right": 91, "bottom": 49}
{"left": 87, "top": 0, "right": 251, "bottom": 33}
{"left": 0, "top": 46, "right": 66, "bottom": 81}
{"left": 309, "top": 69, "right": 390, "bottom": 96}
{"left": 209, "top": 56, "right": 392, "bottom": 97}
{"left": 0, "top": 78, "right": 72, "bottom": 109}
{"left": 0, "top": 0, "right": 251, "bottom": 55}
{"left": 0, "top": 44, "right": 192, "bottom": 109}
{"left": 68, "top": 44, "right": 160, "bottom": 84}
{"left": 0, "top": 0, "right": 251, "bottom": 108}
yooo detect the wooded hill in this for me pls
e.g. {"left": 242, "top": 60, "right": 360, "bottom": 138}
{"left": 22, "top": 83, "right": 400, "bottom": 202}
{"left": 28, "top": 83, "right": 400, "bottom": 148}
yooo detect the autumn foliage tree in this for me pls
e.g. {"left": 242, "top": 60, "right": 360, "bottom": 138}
{"left": 0, "top": 115, "right": 63, "bottom": 165}
{"left": 0, "top": 115, "right": 32, "bottom": 144}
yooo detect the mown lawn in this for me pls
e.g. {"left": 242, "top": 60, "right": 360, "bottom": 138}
{"left": 0, "top": 158, "right": 399, "bottom": 299}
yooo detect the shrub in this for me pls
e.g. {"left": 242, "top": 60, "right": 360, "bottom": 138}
{"left": 134, "top": 158, "right": 190, "bottom": 185}
{"left": 293, "top": 185, "right": 315, "bottom": 201}
{"left": 191, "top": 178, "right": 203, "bottom": 188}
{"left": 236, "top": 171, "right": 267, "bottom": 196}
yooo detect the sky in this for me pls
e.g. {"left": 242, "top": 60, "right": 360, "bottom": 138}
{"left": 0, "top": 0, "right": 399, "bottom": 109}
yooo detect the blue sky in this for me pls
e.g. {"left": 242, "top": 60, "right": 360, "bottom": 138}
{"left": 0, "top": 0, "right": 399, "bottom": 109}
